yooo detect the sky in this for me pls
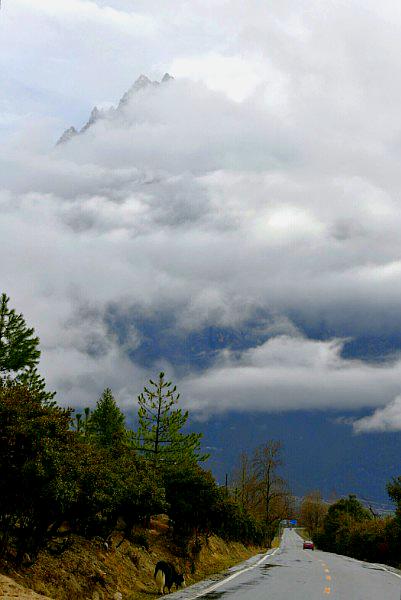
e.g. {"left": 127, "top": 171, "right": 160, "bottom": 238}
{"left": 2, "top": 0, "right": 401, "bottom": 439}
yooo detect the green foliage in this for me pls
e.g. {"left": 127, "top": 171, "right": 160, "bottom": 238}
{"left": 163, "top": 463, "right": 219, "bottom": 540}
{"left": 314, "top": 495, "right": 371, "bottom": 552}
{"left": 15, "top": 366, "right": 56, "bottom": 406}
{"left": 0, "top": 385, "right": 74, "bottom": 562}
{"left": 72, "top": 407, "right": 91, "bottom": 436}
{"left": 0, "top": 383, "right": 167, "bottom": 562}
{"left": 163, "top": 463, "right": 263, "bottom": 548}
{"left": 65, "top": 444, "right": 165, "bottom": 538}
{"left": 387, "top": 477, "right": 401, "bottom": 519}
{"left": 89, "top": 388, "right": 126, "bottom": 448}
{"left": 0, "top": 299, "right": 262, "bottom": 566}
{"left": 212, "top": 496, "right": 264, "bottom": 545}
{"left": 0, "top": 293, "right": 40, "bottom": 375}
{"left": 312, "top": 494, "right": 401, "bottom": 566}
{"left": 0, "top": 293, "right": 54, "bottom": 403}
{"left": 135, "top": 372, "right": 208, "bottom": 466}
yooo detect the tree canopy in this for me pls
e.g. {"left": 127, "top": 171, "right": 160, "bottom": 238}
{"left": 89, "top": 388, "right": 126, "bottom": 448}
{"left": 0, "top": 293, "right": 40, "bottom": 375}
{"left": 135, "top": 372, "right": 208, "bottom": 466}
{"left": 0, "top": 293, "right": 54, "bottom": 404}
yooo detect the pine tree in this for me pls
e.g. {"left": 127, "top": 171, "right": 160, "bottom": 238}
{"left": 0, "top": 293, "right": 55, "bottom": 404}
{"left": 0, "top": 293, "right": 40, "bottom": 374}
{"left": 135, "top": 372, "right": 208, "bottom": 466}
{"left": 89, "top": 388, "right": 126, "bottom": 448}
{"left": 16, "top": 366, "right": 56, "bottom": 406}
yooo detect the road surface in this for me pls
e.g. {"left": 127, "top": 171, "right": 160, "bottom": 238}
{"left": 170, "top": 528, "right": 401, "bottom": 599}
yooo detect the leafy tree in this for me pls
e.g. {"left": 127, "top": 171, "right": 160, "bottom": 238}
{"left": 163, "top": 463, "right": 220, "bottom": 540}
{"left": 314, "top": 494, "right": 371, "bottom": 553}
{"left": 135, "top": 372, "right": 207, "bottom": 466}
{"left": 0, "top": 294, "right": 54, "bottom": 404}
{"left": 164, "top": 462, "right": 263, "bottom": 556}
{"left": 89, "top": 388, "right": 126, "bottom": 448}
{"left": 387, "top": 477, "right": 401, "bottom": 519}
{"left": 63, "top": 440, "right": 165, "bottom": 540}
{"left": 328, "top": 494, "right": 371, "bottom": 523}
{"left": 213, "top": 495, "right": 264, "bottom": 546}
{"left": 299, "top": 491, "right": 328, "bottom": 537}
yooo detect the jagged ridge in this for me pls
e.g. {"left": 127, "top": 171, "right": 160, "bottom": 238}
{"left": 56, "top": 73, "right": 174, "bottom": 145}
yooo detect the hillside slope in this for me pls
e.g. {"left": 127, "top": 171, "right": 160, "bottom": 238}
{"left": 0, "top": 519, "right": 261, "bottom": 600}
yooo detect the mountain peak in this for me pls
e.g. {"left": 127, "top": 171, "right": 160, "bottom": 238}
{"left": 56, "top": 126, "right": 78, "bottom": 146}
{"left": 134, "top": 74, "right": 153, "bottom": 89}
{"left": 117, "top": 74, "right": 159, "bottom": 109}
{"left": 57, "top": 73, "right": 175, "bottom": 144}
{"left": 80, "top": 105, "right": 102, "bottom": 133}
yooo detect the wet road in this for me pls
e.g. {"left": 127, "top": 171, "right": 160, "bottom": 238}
{"left": 170, "top": 529, "right": 401, "bottom": 599}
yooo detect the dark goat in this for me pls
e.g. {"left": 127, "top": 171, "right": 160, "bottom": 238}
{"left": 154, "top": 560, "right": 185, "bottom": 594}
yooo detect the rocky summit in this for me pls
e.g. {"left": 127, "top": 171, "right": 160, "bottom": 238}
{"left": 56, "top": 73, "right": 174, "bottom": 145}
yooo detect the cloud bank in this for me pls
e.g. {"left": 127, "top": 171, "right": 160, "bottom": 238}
{"left": 2, "top": 1, "right": 401, "bottom": 424}
{"left": 353, "top": 397, "right": 401, "bottom": 433}
{"left": 181, "top": 336, "right": 401, "bottom": 415}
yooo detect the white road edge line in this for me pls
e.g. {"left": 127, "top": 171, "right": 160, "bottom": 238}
{"left": 313, "top": 548, "right": 401, "bottom": 582}
{"left": 342, "top": 554, "right": 401, "bottom": 581}
{"left": 369, "top": 564, "right": 401, "bottom": 581}
{"left": 186, "top": 547, "right": 280, "bottom": 599}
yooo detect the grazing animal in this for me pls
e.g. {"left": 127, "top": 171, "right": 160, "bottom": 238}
{"left": 154, "top": 560, "right": 185, "bottom": 594}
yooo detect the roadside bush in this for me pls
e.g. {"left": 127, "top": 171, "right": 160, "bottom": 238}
{"left": 65, "top": 445, "right": 165, "bottom": 539}
{"left": 213, "top": 495, "right": 264, "bottom": 545}
{"left": 163, "top": 463, "right": 219, "bottom": 542}
{"left": 163, "top": 463, "right": 263, "bottom": 548}
{"left": 313, "top": 494, "right": 401, "bottom": 567}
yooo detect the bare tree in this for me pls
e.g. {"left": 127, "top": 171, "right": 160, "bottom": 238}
{"left": 252, "top": 441, "right": 288, "bottom": 545}
{"left": 231, "top": 451, "right": 260, "bottom": 513}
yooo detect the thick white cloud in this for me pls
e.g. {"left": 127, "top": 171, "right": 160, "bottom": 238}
{"left": 181, "top": 336, "right": 401, "bottom": 415}
{"left": 2, "top": 1, "right": 401, "bottom": 415}
{"left": 353, "top": 397, "right": 401, "bottom": 433}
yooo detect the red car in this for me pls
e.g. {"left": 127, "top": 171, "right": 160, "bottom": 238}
{"left": 303, "top": 540, "right": 314, "bottom": 550}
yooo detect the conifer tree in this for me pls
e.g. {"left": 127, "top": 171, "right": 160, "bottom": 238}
{"left": 135, "top": 372, "right": 208, "bottom": 466}
{"left": 0, "top": 293, "right": 40, "bottom": 374}
{"left": 0, "top": 293, "right": 55, "bottom": 404}
{"left": 89, "top": 388, "right": 126, "bottom": 448}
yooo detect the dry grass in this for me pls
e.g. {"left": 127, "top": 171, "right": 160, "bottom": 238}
{"left": 295, "top": 527, "right": 310, "bottom": 540}
{"left": 0, "top": 519, "right": 263, "bottom": 600}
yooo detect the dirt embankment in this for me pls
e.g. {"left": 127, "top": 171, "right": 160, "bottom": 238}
{"left": 0, "top": 519, "right": 262, "bottom": 600}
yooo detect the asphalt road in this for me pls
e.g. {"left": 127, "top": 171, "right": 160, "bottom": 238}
{"left": 169, "top": 528, "right": 401, "bottom": 599}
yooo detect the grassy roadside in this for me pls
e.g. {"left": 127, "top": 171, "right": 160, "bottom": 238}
{"left": 0, "top": 522, "right": 264, "bottom": 600}
{"left": 294, "top": 527, "right": 310, "bottom": 540}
